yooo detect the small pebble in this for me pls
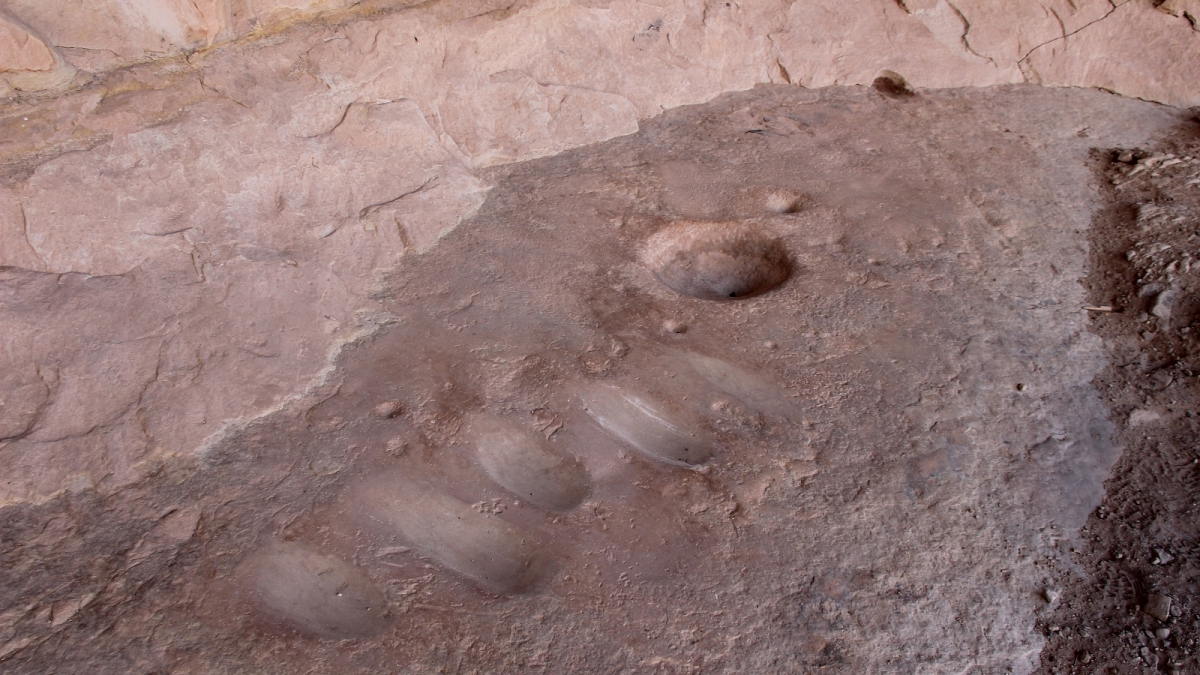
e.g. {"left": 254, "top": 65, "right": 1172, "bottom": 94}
{"left": 1146, "top": 594, "right": 1173, "bottom": 621}
{"left": 1077, "top": 650, "right": 1092, "bottom": 664}
{"left": 764, "top": 340, "right": 778, "bottom": 350}
{"left": 1157, "top": 628, "right": 1172, "bottom": 639}
{"left": 663, "top": 319, "right": 687, "bottom": 334}
{"left": 375, "top": 401, "right": 403, "bottom": 419}
{"left": 1153, "top": 549, "right": 1176, "bottom": 565}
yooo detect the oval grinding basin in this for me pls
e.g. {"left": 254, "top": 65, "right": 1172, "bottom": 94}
{"left": 357, "top": 476, "right": 545, "bottom": 594}
{"left": 580, "top": 382, "right": 715, "bottom": 467}
{"left": 239, "top": 541, "right": 391, "bottom": 640}
{"left": 466, "top": 415, "right": 591, "bottom": 512}
{"left": 641, "top": 220, "right": 790, "bottom": 300}
{"left": 680, "top": 351, "right": 800, "bottom": 420}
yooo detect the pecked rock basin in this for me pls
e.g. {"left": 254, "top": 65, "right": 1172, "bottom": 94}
{"left": 641, "top": 220, "right": 791, "bottom": 300}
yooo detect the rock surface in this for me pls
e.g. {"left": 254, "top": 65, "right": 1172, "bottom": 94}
{"left": 2, "top": 1, "right": 1199, "bottom": 671}
{"left": 0, "top": 82, "right": 1191, "bottom": 673}
{"left": 0, "top": 9, "right": 76, "bottom": 93}
{"left": 0, "top": 0, "right": 1194, "bottom": 510}
{"left": 1, "top": 1, "right": 1199, "bottom": 107}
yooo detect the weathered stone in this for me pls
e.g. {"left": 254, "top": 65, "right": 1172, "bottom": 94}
{"left": 0, "top": 84, "right": 1177, "bottom": 674}
{"left": 1146, "top": 593, "right": 1173, "bottom": 621}
{"left": 0, "top": 73, "right": 494, "bottom": 505}
{"left": 0, "top": 13, "right": 53, "bottom": 72}
{"left": 0, "top": 187, "right": 44, "bottom": 271}
{"left": 0, "top": 1, "right": 1197, "bottom": 672}
{"left": 0, "top": 0, "right": 1197, "bottom": 111}
{"left": 1023, "top": 0, "right": 1200, "bottom": 109}
{"left": 1158, "top": 0, "right": 1200, "bottom": 29}
{"left": 0, "top": 10, "right": 76, "bottom": 94}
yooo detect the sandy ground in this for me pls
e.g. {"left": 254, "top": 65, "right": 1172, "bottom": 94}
{"left": 1, "top": 84, "right": 1196, "bottom": 674}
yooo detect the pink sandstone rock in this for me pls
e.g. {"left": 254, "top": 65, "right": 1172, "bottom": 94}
{"left": 1, "top": 0, "right": 1197, "bottom": 111}
{"left": 1024, "top": 0, "right": 1200, "bottom": 109}
{"left": 0, "top": 10, "right": 76, "bottom": 94}
{"left": 0, "top": 0, "right": 1198, "bottom": 509}
{"left": 0, "top": 15, "right": 54, "bottom": 72}
{"left": 1158, "top": 0, "right": 1200, "bottom": 29}
{"left": 0, "top": 3, "right": 1197, "bottom": 673}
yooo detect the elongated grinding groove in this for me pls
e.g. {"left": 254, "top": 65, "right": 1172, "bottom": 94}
{"left": 239, "top": 541, "right": 391, "bottom": 640}
{"left": 357, "top": 476, "right": 546, "bottom": 594}
{"left": 467, "top": 415, "right": 591, "bottom": 512}
{"left": 580, "top": 382, "right": 715, "bottom": 467}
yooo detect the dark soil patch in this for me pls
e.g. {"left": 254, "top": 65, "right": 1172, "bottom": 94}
{"left": 1035, "top": 116, "right": 1200, "bottom": 675}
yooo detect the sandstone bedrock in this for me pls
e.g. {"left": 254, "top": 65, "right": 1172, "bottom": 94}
{"left": 1, "top": 79, "right": 1193, "bottom": 672}
{"left": 1, "top": 1, "right": 1199, "bottom": 673}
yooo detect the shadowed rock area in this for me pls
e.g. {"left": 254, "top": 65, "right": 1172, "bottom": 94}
{"left": 0, "top": 83, "right": 1192, "bottom": 673}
